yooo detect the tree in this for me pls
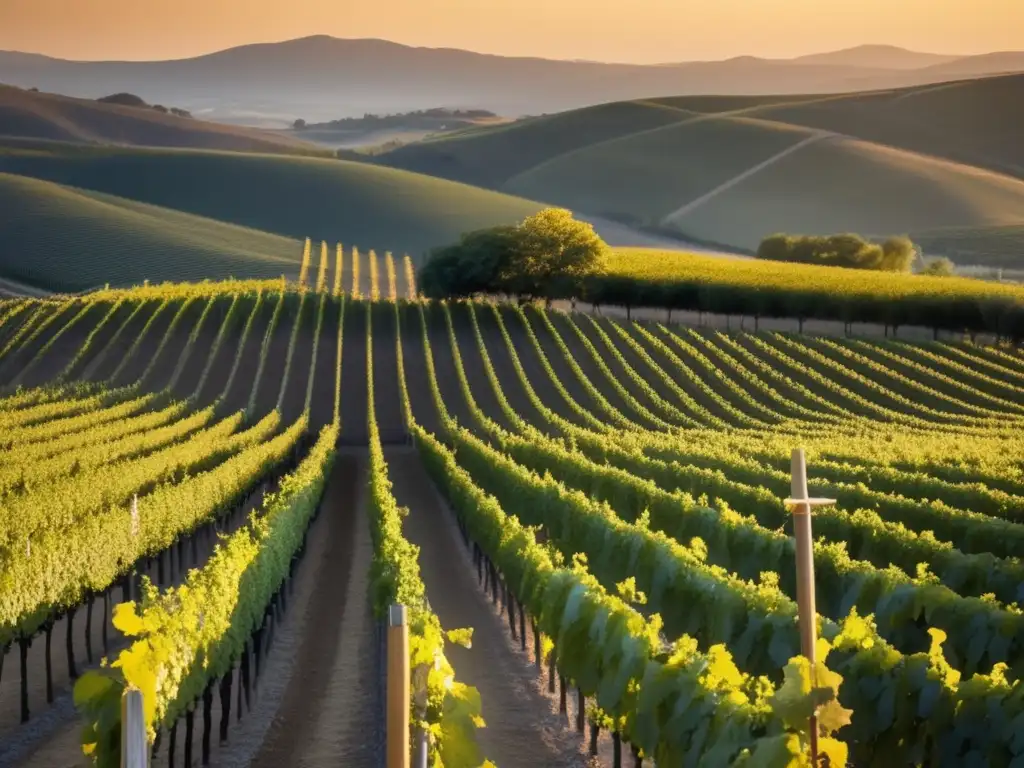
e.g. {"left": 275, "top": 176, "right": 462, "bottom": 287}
{"left": 513, "top": 208, "right": 609, "bottom": 300}
{"left": 921, "top": 256, "right": 955, "bottom": 276}
{"left": 418, "top": 208, "right": 608, "bottom": 301}
{"left": 879, "top": 236, "right": 916, "bottom": 272}
{"left": 293, "top": 119, "right": 307, "bottom": 130}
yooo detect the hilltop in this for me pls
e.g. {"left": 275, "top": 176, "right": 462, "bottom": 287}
{"left": 378, "top": 74, "right": 1024, "bottom": 269}
{"left": 0, "top": 84, "right": 324, "bottom": 155}
{"left": 1, "top": 36, "right": 1022, "bottom": 126}
{"left": 0, "top": 139, "right": 550, "bottom": 290}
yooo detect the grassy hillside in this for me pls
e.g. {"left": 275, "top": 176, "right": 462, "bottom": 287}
{"left": 504, "top": 116, "right": 814, "bottom": 224}
{"left": 0, "top": 140, "right": 546, "bottom": 288}
{"left": 379, "top": 74, "right": 1024, "bottom": 268}
{"left": 0, "top": 172, "right": 301, "bottom": 290}
{"left": 669, "top": 137, "right": 1024, "bottom": 264}
{"left": 0, "top": 84, "right": 325, "bottom": 156}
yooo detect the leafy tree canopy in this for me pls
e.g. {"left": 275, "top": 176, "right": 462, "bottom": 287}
{"left": 420, "top": 208, "right": 608, "bottom": 300}
{"left": 757, "top": 232, "right": 916, "bottom": 273}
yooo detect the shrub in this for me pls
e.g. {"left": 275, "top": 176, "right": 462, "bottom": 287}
{"left": 757, "top": 232, "right": 915, "bottom": 272}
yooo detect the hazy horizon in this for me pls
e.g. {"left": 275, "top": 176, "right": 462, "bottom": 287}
{"left": 2, "top": 0, "right": 1022, "bottom": 64}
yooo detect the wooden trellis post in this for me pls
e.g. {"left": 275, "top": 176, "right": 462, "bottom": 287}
{"left": 783, "top": 448, "right": 835, "bottom": 767}
{"left": 121, "top": 686, "right": 148, "bottom": 767}
{"left": 387, "top": 604, "right": 410, "bottom": 768}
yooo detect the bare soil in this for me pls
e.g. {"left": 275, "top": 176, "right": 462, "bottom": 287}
{"left": 424, "top": 303, "right": 475, "bottom": 431}
{"left": 250, "top": 301, "right": 297, "bottom": 421}
{"left": 108, "top": 303, "right": 175, "bottom": 389}
{"left": 218, "top": 298, "right": 275, "bottom": 414}
{"left": 448, "top": 303, "right": 513, "bottom": 430}
{"left": 143, "top": 300, "right": 207, "bottom": 393}
{"left": 251, "top": 454, "right": 380, "bottom": 768}
{"left": 339, "top": 301, "right": 369, "bottom": 445}
{"left": 397, "top": 303, "right": 441, "bottom": 436}
{"left": 494, "top": 305, "right": 586, "bottom": 427}
{"left": 547, "top": 311, "right": 661, "bottom": 429}
{"left": 73, "top": 302, "right": 141, "bottom": 383}
{"left": 169, "top": 296, "right": 234, "bottom": 401}
{"left": 278, "top": 296, "right": 315, "bottom": 425}
{"left": 472, "top": 306, "right": 548, "bottom": 430}
{"left": 0, "top": 302, "right": 76, "bottom": 386}
{"left": 307, "top": 298, "right": 342, "bottom": 432}
{"left": 593, "top": 317, "right": 694, "bottom": 420}
{"left": 385, "top": 448, "right": 596, "bottom": 768}
{"left": 16, "top": 302, "right": 109, "bottom": 390}
{"left": 370, "top": 302, "right": 408, "bottom": 444}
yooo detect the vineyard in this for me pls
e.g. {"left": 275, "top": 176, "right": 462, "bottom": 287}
{"left": 0, "top": 240, "right": 1022, "bottom": 767}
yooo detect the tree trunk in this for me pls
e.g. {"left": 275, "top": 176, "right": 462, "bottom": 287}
{"left": 202, "top": 684, "right": 214, "bottom": 764}
{"left": 19, "top": 637, "right": 30, "bottom": 723}
{"left": 518, "top": 602, "right": 526, "bottom": 652}
{"left": 102, "top": 590, "right": 109, "bottom": 655}
{"left": 66, "top": 607, "right": 78, "bottom": 679}
{"left": 169, "top": 720, "right": 178, "bottom": 768}
{"left": 45, "top": 624, "right": 54, "bottom": 703}
{"left": 184, "top": 709, "right": 195, "bottom": 768}
{"left": 548, "top": 649, "right": 556, "bottom": 693}
{"left": 589, "top": 722, "right": 600, "bottom": 756}
{"left": 613, "top": 731, "right": 622, "bottom": 768}
{"left": 559, "top": 675, "right": 567, "bottom": 714}
{"left": 220, "top": 670, "right": 233, "bottom": 742}
{"left": 532, "top": 622, "right": 542, "bottom": 669}
{"left": 85, "top": 594, "right": 94, "bottom": 664}
{"left": 576, "top": 689, "right": 585, "bottom": 732}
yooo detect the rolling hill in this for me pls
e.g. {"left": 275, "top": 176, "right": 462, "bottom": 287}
{"left": 379, "top": 74, "right": 1024, "bottom": 268}
{"left": 0, "top": 140, "right": 551, "bottom": 290}
{"left": 0, "top": 84, "right": 324, "bottom": 155}
{"left": 1, "top": 37, "right": 1022, "bottom": 126}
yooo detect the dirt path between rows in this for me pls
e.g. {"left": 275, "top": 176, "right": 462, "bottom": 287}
{"left": 449, "top": 303, "right": 514, "bottom": 431}
{"left": 398, "top": 303, "right": 441, "bottom": 436}
{"left": 387, "top": 448, "right": 594, "bottom": 768}
{"left": 339, "top": 301, "right": 369, "bottom": 444}
{"left": 472, "top": 306, "right": 548, "bottom": 430}
{"left": 251, "top": 454, "right": 380, "bottom": 768}
{"left": 371, "top": 303, "right": 407, "bottom": 443}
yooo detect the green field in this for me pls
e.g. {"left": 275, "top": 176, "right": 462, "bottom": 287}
{"left": 0, "top": 172, "right": 302, "bottom": 290}
{"left": 0, "top": 140, "right": 545, "bottom": 290}
{"left": 379, "top": 74, "right": 1024, "bottom": 268}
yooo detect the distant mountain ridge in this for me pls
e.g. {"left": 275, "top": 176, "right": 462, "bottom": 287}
{"left": 0, "top": 36, "right": 1021, "bottom": 127}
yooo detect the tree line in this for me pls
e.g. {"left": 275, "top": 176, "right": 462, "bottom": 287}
{"left": 420, "top": 211, "right": 1024, "bottom": 341}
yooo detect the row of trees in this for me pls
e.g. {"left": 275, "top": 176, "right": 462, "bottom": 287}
{"left": 420, "top": 213, "right": 1023, "bottom": 340}
{"left": 757, "top": 233, "right": 917, "bottom": 272}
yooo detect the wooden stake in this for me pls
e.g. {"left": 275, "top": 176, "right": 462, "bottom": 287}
{"left": 387, "top": 605, "right": 410, "bottom": 768}
{"left": 785, "top": 448, "right": 837, "bottom": 767}
{"left": 121, "top": 687, "right": 148, "bottom": 768}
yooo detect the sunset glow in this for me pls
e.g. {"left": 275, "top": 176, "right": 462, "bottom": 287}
{"left": 2, "top": 0, "right": 1021, "bottom": 62}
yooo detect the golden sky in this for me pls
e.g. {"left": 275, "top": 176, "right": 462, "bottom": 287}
{"left": 1, "top": 0, "right": 1021, "bottom": 62}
